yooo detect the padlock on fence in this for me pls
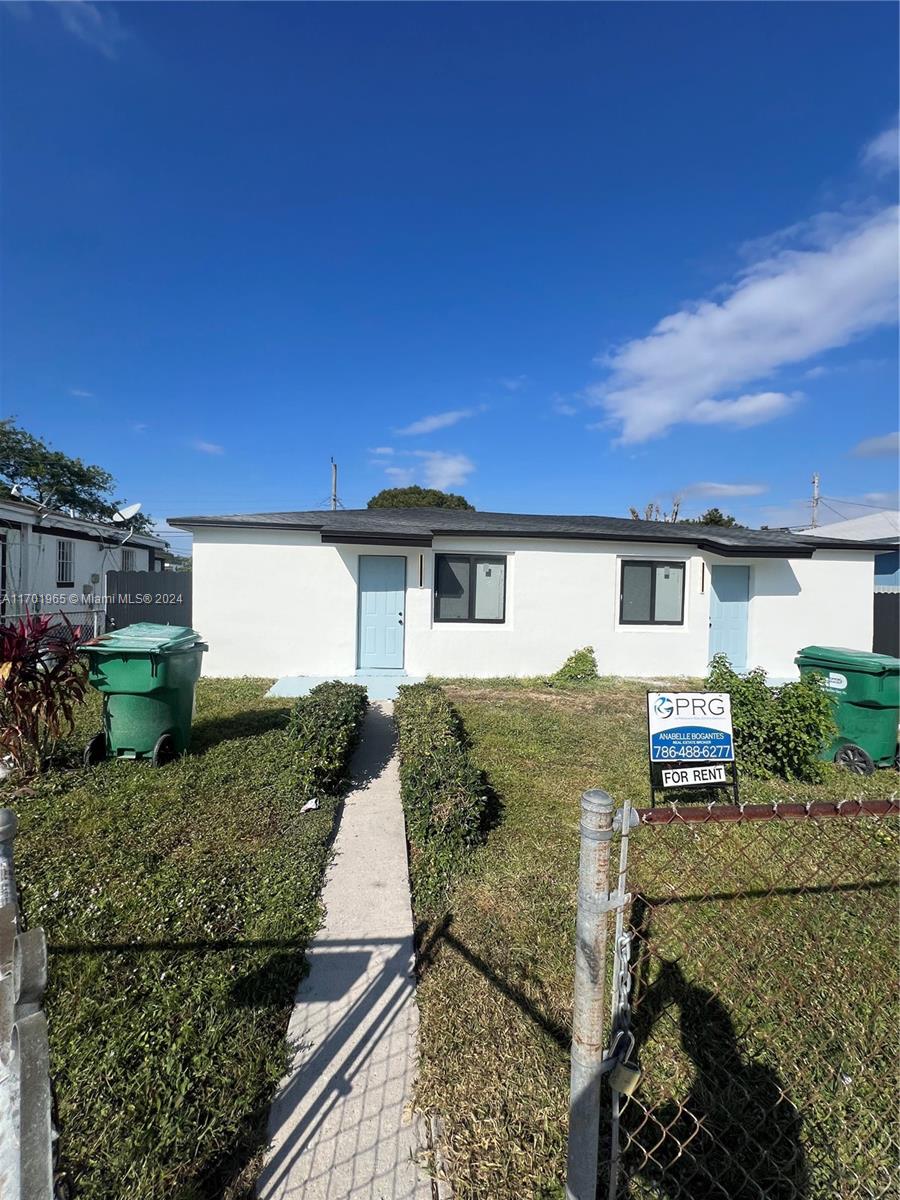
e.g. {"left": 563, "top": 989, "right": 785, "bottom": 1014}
{"left": 608, "top": 1057, "right": 642, "bottom": 1097}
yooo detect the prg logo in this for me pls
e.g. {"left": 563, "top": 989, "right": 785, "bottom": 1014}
{"left": 654, "top": 695, "right": 674, "bottom": 719}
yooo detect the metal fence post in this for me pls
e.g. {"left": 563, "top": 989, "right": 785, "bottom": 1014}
{"left": 0, "top": 809, "right": 17, "bottom": 909}
{"left": 0, "top": 808, "right": 55, "bottom": 1200}
{"left": 566, "top": 788, "right": 615, "bottom": 1200}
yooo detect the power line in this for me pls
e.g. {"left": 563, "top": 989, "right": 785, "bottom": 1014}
{"left": 820, "top": 495, "right": 897, "bottom": 511}
{"left": 819, "top": 500, "right": 851, "bottom": 522}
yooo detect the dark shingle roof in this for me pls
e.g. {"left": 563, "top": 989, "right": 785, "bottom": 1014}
{"left": 167, "top": 507, "right": 888, "bottom": 557}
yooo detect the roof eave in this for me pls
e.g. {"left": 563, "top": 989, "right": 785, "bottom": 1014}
{"left": 168, "top": 517, "right": 325, "bottom": 533}
{"left": 320, "top": 532, "right": 433, "bottom": 547}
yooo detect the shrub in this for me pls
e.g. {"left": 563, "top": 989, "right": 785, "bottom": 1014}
{"left": 394, "top": 683, "right": 490, "bottom": 909}
{"left": 550, "top": 646, "right": 598, "bottom": 684}
{"left": 0, "top": 612, "right": 88, "bottom": 775}
{"left": 706, "top": 654, "right": 835, "bottom": 782}
{"left": 287, "top": 680, "right": 368, "bottom": 800}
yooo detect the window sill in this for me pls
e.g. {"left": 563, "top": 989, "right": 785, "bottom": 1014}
{"left": 616, "top": 622, "right": 686, "bottom": 632}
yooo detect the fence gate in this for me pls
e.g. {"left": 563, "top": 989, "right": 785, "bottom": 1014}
{"left": 105, "top": 570, "right": 191, "bottom": 630}
{"left": 598, "top": 799, "right": 899, "bottom": 1200}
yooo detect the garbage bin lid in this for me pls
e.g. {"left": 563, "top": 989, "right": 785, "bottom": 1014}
{"left": 87, "top": 623, "right": 203, "bottom": 654}
{"left": 795, "top": 645, "right": 900, "bottom": 673}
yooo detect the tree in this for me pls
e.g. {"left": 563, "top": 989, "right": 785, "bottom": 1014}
{"left": 0, "top": 418, "right": 154, "bottom": 532}
{"left": 681, "top": 507, "right": 744, "bottom": 528}
{"left": 629, "top": 500, "right": 682, "bottom": 523}
{"left": 367, "top": 485, "right": 474, "bottom": 510}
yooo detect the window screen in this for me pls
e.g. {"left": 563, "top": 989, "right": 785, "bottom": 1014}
{"left": 435, "top": 555, "right": 470, "bottom": 621}
{"left": 122, "top": 548, "right": 136, "bottom": 573}
{"left": 435, "top": 554, "right": 506, "bottom": 622}
{"left": 620, "top": 560, "right": 685, "bottom": 625}
{"left": 57, "top": 539, "right": 74, "bottom": 587}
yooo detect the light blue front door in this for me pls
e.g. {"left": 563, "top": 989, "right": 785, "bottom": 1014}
{"left": 358, "top": 555, "right": 406, "bottom": 670}
{"left": 709, "top": 565, "right": 750, "bottom": 672}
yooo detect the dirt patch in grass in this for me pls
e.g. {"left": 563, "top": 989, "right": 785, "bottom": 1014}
{"left": 4, "top": 678, "right": 343, "bottom": 1200}
{"left": 413, "top": 681, "right": 898, "bottom": 1200}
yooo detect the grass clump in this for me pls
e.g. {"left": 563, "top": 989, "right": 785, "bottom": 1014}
{"left": 7, "top": 677, "right": 366, "bottom": 1200}
{"left": 288, "top": 680, "right": 368, "bottom": 798}
{"left": 549, "top": 646, "right": 598, "bottom": 685}
{"left": 706, "top": 654, "right": 835, "bottom": 781}
{"left": 394, "top": 682, "right": 490, "bottom": 911}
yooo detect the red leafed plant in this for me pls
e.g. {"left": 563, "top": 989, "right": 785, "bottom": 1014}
{"left": 0, "top": 612, "right": 89, "bottom": 775}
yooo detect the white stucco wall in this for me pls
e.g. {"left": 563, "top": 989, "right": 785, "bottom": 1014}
{"left": 745, "top": 550, "right": 874, "bottom": 680}
{"left": 189, "top": 527, "right": 875, "bottom": 680}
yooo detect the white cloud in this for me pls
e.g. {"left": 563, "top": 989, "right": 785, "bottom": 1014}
{"left": 682, "top": 481, "right": 768, "bottom": 498}
{"left": 69, "top": 387, "right": 93, "bottom": 398}
{"left": 368, "top": 446, "right": 394, "bottom": 456}
{"left": 55, "top": 1, "right": 131, "bottom": 60}
{"left": 375, "top": 447, "right": 475, "bottom": 490}
{"left": 396, "top": 409, "right": 475, "bottom": 436}
{"left": 803, "top": 365, "right": 829, "bottom": 380}
{"left": 413, "top": 451, "right": 475, "bottom": 489}
{"left": 500, "top": 375, "right": 528, "bottom": 392}
{"left": 552, "top": 394, "right": 578, "bottom": 416}
{"left": 590, "top": 205, "right": 899, "bottom": 443}
{"left": 193, "top": 439, "right": 224, "bottom": 455}
{"left": 851, "top": 431, "right": 899, "bottom": 458}
{"left": 861, "top": 122, "right": 899, "bottom": 174}
{"left": 689, "top": 391, "right": 800, "bottom": 428}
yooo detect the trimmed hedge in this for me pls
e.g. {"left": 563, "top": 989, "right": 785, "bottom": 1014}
{"left": 287, "top": 681, "right": 368, "bottom": 799}
{"left": 394, "top": 683, "right": 489, "bottom": 910}
{"left": 706, "top": 654, "right": 835, "bottom": 782}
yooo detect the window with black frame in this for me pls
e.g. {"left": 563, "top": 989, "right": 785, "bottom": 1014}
{"left": 56, "top": 538, "right": 75, "bottom": 588}
{"left": 619, "top": 559, "right": 685, "bottom": 625}
{"left": 434, "top": 553, "right": 506, "bottom": 623}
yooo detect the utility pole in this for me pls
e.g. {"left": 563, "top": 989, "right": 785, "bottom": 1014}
{"left": 330, "top": 458, "right": 338, "bottom": 511}
{"left": 811, "top": 472, "right": 820, "bottom": 528}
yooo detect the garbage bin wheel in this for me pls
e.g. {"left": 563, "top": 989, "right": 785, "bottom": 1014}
{"left": 83, "top": 732, "right": 107, "bottom": 767}
{"left": 834, "top": 743, "right": 875, "bottom": 776}
{"left": 152, "top": 733, "right": 177, "bottom": 768}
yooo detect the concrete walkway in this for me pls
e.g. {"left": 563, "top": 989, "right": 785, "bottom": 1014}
{"left": 257, "top": 702, "right": 431, "bottom": 1200}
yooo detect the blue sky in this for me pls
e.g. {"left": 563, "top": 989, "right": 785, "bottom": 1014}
{"left": 1, "top": 1, "right": 897, "bottom": 552}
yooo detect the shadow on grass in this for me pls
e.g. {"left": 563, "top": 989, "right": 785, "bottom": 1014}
{"left": 415, "top": 912, "right": 570, "bottom": 1054}
{"left": 189, "top": 705, "right": 291, "bottom": 753}
{"left": 618, "top": 895, "right": 809, "bottom": 1200}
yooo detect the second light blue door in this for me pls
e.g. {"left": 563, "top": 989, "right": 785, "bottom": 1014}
{"left": 358, "top": 555, "right": 406, "bottom": 670}
{"left": 709, "top": 565, "right": 750, "bottom": 672}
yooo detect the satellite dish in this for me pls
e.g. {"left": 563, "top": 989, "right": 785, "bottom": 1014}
{"left": 113, "top": 502, "right": 142, "bottom": 523}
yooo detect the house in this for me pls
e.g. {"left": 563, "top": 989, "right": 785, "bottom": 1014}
{"left": 800, "top": 510, "right": 900, "bottom": 656}
{"left": 0, "top": 496, "right": 168, "bottom": 630}
{"left": 168, "top": 507, "right": 882, "bottom": 682}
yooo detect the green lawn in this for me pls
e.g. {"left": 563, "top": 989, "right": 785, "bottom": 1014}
{"left": 415, "top": 678, "right": 898, "bottom": 1200}
{"left": 4, "top": 679, "right": 342, "bottom": 1200}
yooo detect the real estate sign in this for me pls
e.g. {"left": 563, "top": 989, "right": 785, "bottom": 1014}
{"left": 646, "top": 692, "right": 735, "bottom": 778}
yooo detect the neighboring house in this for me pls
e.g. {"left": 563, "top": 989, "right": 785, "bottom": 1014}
{"left": 801, "top": 511, "right": 900, "bottom": 656}
{"left": 0, "top": 496, "right": 168, "bottom": 628}
{"left": 168, "top": 507, "right": 881, "bottom": 681}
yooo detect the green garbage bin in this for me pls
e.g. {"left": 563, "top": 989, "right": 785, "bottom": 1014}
{"left": 795, "top": 645, "right": 900, "bottom": 775}
{"left": 82, "top": 623, "right": 207, "bottom": 766}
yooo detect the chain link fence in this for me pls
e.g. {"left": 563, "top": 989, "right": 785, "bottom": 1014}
{"left": 1, "top": 607, "right": 105, "bottom": 642}
{"left": 605, "top": 799, "right": 898, "bottom": 1200}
